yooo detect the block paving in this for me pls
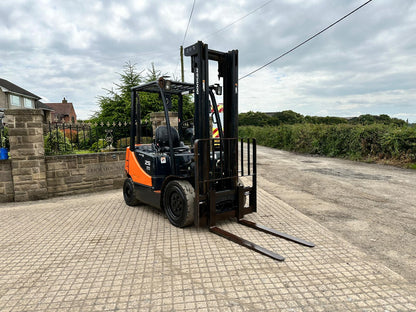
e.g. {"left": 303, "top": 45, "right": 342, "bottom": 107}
{"left": 0, "top": 179, "right": 415, "bottom": 311}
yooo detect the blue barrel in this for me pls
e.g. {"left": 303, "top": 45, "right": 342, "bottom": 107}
{"left": 0, "top": 148, "right": 8, "bottom": 160}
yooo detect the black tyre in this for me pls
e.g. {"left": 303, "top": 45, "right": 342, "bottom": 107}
{"left": 123, "top": 178, "right": 140, "bottom": 206}
{"left": 163, "top": 180, "right": 195, "bottom": 228}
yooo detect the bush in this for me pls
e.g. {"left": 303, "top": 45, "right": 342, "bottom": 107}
{"left": 116, "top": 137, "right": 130, "bottom": 149}
{"left": 1, "top": 127, "right": 9, "bottom": 149}
{"left": 77, "top": 130, "right": 92, "bottom": 149}
{"left": 381, "top": 126, "right": 416, "bottom": 161}
{"left": 239, "top": 111, "right": 407, "bottom": 127}
{"left": 90, "top": 139, "right": 108, "bottom": 152}
{"left": 62, "top": 128, "right": 78, "bottom": 143}
{"left": 44, "top": 130, "right": 72, "bottom": 155}
{"left": 239, "top": 124, "right": 416, "bottom": 164}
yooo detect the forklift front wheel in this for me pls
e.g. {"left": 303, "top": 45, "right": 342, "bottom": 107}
{"left": 163, "top": 180, "right": 195, "bottom": 228}
{"left": 123, "top": 178, "right": 141, "bottom": 206}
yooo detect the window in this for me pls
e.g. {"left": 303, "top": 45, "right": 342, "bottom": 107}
{"left": 23, "top": 98, "right": 34, "bottom": 108}
{"left": 10, "top": 95, "right": 20, "bottom": 107}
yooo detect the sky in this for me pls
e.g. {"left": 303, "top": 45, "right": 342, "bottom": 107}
{"left": 1, "top": 0, "right": 415, "bottom": 122}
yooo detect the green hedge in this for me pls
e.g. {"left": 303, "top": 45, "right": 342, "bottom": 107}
{"left": 239, "top": 124, "right": 416, "bottom": 164}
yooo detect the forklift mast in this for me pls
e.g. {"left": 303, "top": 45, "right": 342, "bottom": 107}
{"left": 185, "top": 42, "right": 239, "bottom": 183}
{"left": 185, "top": 40, "right": 238, "bottom": 156}
{"left": 185, "top": 41, "right": 250, "bottom": 227}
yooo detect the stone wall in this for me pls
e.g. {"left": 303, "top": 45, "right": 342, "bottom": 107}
{"left": 46, "top": 152, "right": 125, "bottom": 197}
{"left": 150, "top": 111, "right": 178, "bottom": 136}
{"left": 0, "top": 160, "right": 13, "bottom": 202}
{"left": 1, "top": 110, "right": 180, "bottom": 203}
{"left": 1, "top": 109, "right": 127, "bottom": 203}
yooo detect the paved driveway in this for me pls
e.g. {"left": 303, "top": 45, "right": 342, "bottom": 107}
{"left": 0, "top": 173, "right": 415, "bottom": 311}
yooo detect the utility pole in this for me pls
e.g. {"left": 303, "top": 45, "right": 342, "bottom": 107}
{"left": 180, "top": 46, "right": 184, "bottom": 82}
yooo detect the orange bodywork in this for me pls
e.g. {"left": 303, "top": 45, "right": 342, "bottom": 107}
{"left": 125, "top": 147, "right": 152, "bottom": 187}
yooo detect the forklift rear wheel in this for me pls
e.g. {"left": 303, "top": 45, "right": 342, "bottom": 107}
{"left": 123, "top": 178, "right": 140, "bottom": 206}
{"left": 164, "top": 180, "right": 195, "bottom": 228}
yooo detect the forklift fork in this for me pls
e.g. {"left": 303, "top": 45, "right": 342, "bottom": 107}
{"left": 195, "top": 138, "right": 314, "bottom": 261}
{"left": 238, "top": 219, "right": 315, "bottom": 247}
{"left": 210, "top": 219, "right": 314, "bottom": 262}
{"left": 209, "top": 226, "right": 285, "bottom": 261}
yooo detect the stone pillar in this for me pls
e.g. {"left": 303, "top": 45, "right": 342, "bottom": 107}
{"left": 150, "top": 111, "right": 179, "bottom": 137}
{"left": 0, "top": 159, "right": 13, "bottom": 202}
{"left": 5, "top": 109, "right": 48, "bottom": 201}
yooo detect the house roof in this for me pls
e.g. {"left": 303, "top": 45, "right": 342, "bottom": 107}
{"left": 0, "top": 78, "right": 41, "bottom": 100}
{"left": 45, "top": 102, "right": 76, "bottom": 116}
{"left": 35, "top": 101, "right": 54, "bottom": 111}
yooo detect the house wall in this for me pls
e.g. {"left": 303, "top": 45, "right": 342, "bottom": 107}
{"left": 47, "top": 101, "right": 78, "bottom": 124}
{"left": 43, "top": 110, "right": 52, "bottom": 124}
{"left": 69, "top": 105, "right": 77, "bottom": 123}
{"left": 51, "top": 110, "right": 77, "bottom": 123}
{"left": 0, "top": 90, "right": 6, "bottom": 109}
{"left": 5, "top": 93, "right": 35, "bottom": 109}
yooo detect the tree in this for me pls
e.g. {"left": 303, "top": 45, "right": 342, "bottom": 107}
{"left": 92, "top": 62, "right": 194, "bottom": 124}
{"left": 92, "top": 61, "right": 143, "bottom": 124}
{"left": 304, "top": 115, "right": 347, "bottom": 125}
{"left": 272, "top": 110, "right": 304, "bottom": 125}
{"left": 348, "top": 114, "right": 406, "bottom": 126}
{"left": 146, "top": 62, "right": 163, "bottom": 82}
{"left": 239, "top": 111, "right": 270, "bottom": 126}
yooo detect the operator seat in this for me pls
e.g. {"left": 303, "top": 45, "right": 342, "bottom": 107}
{"left": 155, "top": 126, "right": 181, "bottom": 152}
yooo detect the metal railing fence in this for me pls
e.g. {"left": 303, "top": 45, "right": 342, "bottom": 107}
{"left": 45, "top": 121, "right": 152, "bottom": 155}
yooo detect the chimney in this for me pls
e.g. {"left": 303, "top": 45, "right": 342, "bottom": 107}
{"left": 62, "top": 97, "right": 67, "bottom": 104}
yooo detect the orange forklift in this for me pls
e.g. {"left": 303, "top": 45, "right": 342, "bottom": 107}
{"left": 123, "top": 41, "right": 314, "bottom": 261}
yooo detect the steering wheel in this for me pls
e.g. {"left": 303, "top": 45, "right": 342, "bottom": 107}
{"left": 179, "top": 118, "right": 194, "bottom": 142}
{"left": 179, "top": 118, "right": 194, "bottom": 131}
{"left": 173, "top": 146, "right": 190, "bottom": 153}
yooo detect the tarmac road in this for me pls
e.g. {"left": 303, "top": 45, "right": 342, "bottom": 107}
{"left": 255, "top": 145, "right": 416, "bottom": 283}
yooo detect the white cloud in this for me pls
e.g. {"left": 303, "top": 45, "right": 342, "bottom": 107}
{"left": 0, "top": 0, "right": 415, "bottom": 122}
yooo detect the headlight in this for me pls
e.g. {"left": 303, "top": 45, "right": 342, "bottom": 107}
{"left": 158, "top": 77, "right": 172, "bottom": 91}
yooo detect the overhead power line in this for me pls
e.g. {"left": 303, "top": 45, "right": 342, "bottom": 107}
{"left": 240, "top": 0, "right": 374, "bottom": 80}
{"left": 205, "top": 0, "right": 273, "bottom": 40}
{"left": 178, "top": 0, "right": 196, "bottom": 81}
{"left": 182, "top": 0, "right": 196, "bottom": 46}
{"left": 179, "top": 0, "right": 271, "bottom": 78}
